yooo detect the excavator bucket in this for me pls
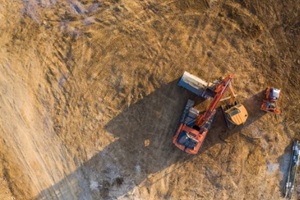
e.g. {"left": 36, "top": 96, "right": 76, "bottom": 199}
{"left": 178, "top": 71, "right": 214, "bottom": 99}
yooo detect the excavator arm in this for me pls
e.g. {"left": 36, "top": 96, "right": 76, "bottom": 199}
{"left": 194, "top": 74, "right": 233, "bottom": 128}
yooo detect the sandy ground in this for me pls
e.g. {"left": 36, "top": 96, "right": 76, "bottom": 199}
{"left": 0, "top": 0, "right": 299, "bottom": 199}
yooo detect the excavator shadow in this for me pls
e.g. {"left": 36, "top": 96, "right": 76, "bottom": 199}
{"left": 35, "top": 84, "right": 267, "bottom": 200}
{"left": 200, "top": 90, "right": 267, "bottom": 152}
{"left": 35, "top": 79, "right": 198, "bottom": 200}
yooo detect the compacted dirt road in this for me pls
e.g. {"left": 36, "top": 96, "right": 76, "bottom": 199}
{"left": 0, "top": 0, "right": 299, "bottom": 199}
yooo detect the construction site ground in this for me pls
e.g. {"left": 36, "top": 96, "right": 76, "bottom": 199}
{"left": 0, "top": 0, "right": 300, "bottom": 199}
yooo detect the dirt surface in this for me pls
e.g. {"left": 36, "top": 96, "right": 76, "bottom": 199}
{"left": 0, "top": 0, "right": 300, "bottom": 199}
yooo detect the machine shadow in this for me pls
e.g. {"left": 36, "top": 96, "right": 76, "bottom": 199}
{"left": 199, "top": 90, "right": 266, "bottom": 152}
{"left": 35, "top": 84, "right": 266, "bottom": 200}
{"left": 278, "top": 143, "right": 292, "bottom": 197}
{"left": 36, "top": 80, "right": 193, "bottom": 200}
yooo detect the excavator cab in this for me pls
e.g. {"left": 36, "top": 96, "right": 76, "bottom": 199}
{"left": 177, "top": 129, "right": 199, "bottom": 151}
{"left": 266, "top": 87, "right": 280, "bottom": 100}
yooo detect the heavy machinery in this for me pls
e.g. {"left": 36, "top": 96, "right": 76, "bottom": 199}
{"left": 284, "top": 140, "right": 300, "bottom": 199}
{"left": 220, "top": 83, "right": 248, "bottom": 129}
{"left": 173, "top": 72, "right": 248, "bottom": 154}
{"left": 261, "top": 87, "right": 281, "bottom": 114}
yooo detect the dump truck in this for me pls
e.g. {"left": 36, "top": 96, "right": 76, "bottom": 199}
{"left": 173, "top": 72, "right": 248, "bottom": 154}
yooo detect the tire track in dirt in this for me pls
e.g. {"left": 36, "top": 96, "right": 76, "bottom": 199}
{"left": 180, "top": 14, "right": 210, "bottom": 68}
{"left": 116, "top": 1, "right": 211, "bottom": 79}
{"left": 177, "top": 1, "right": 276, "bottom": 91}
{"left": 40, "top": 25, "right": 121, "bottom": 167}
{"left": 0, "top": 60, "right": 79, "bottom": 199}
{"left": 36, "top": 31, "right": 95, "bottom": 175}
{"left": 78, "top": 1, "right": 184, "bottom": 102}
{"left": 222, "top": 0, "right": 298, "bottom": 103}
{"left": 32, "top": 36, "right": 93, "bottom": 198}
{"left": 122, "top": 1, "right": 182, "bottom": 76}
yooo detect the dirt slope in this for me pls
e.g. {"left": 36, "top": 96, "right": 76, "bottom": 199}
{"left": 0, "top": 0, "right": 299, "bottom": 199}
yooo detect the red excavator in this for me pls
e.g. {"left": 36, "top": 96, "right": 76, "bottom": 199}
{"left": 261, "top": 87, "right": 281, "bottom": 114}
{"left": 173, "top": 72, "right": 248, "bottom": 154}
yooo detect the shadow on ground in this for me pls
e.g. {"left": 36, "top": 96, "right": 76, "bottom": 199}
{"left": 278, "top": 141, "right": 293, "bottom": 197}
{"left": 199, "top": 90, "right": 266, "bottom": 152}
{"left": 35, "top": 82, "right": 266, "bottom": 200}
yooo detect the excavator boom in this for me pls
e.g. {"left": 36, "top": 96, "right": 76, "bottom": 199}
{"left": 195, "top": 75, "right": 233, "bottom": 128}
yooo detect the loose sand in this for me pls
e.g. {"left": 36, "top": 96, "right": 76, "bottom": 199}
{"left": 0, "top": 0, "right": 299, "bottom": 199}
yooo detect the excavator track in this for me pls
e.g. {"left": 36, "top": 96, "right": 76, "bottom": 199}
{"left": 180, "top": 99, "right": 196, "bottom": 124}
